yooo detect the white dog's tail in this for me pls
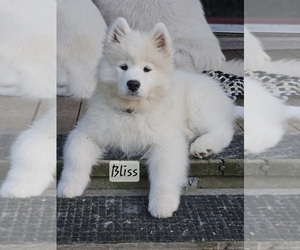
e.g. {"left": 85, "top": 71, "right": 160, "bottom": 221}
{"left": 234, "top": 104, "right": 300, "bottom": 120}
{"left": 285, "top": 106, "right": 300, "bottom": 119}
{"left": 260, "top": 59, "right": 300, "bottom": 78}
{"left": 234, "top": 106, "right": 244, "bottom": 119}
{"left": 218, "top": 59, "right": 244, "bottom": 76}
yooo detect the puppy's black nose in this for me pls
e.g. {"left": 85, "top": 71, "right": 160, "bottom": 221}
{"left": 127, "top": 80, "right": 140, "bottom": 92}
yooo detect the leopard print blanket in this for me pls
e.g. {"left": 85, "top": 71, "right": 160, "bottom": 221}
{"left": 204, "top": 70, "right": 300, "bottom": 101}
{"left": 203, "top": 70, "right": 244, "bottom": 101}
{"left": 245, "top": 70, "right": 300, "bottom": 101}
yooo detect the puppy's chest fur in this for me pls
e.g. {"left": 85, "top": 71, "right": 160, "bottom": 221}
{"left": 89, "top": 106, "right": 172, "bottom": 153}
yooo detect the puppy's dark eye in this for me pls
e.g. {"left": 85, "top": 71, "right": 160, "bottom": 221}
{"left": 143, "top": 66, "right": 151, "bottom": 73}
{"left": 120, "top": 64, "right": 128, "bottom": 71}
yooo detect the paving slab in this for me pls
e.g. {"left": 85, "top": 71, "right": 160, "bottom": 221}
{"left": 245, "top": 195, "right": 300, "bottom": 242}
{"left": 0, "top": 197, "right": 56, "bottom": 247}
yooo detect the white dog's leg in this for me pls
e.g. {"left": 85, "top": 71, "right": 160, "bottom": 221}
{"left": 57, "top": 62, "right": 70, "bottom": 96}
{"left": 147, "top": 136, "right": 189, "bottom": 218}
{"left": 57, "top": 0, "right": 107, "bottom": 99}
{"left": 286, "top": 106, "right": 300, "bottom": 119}
{"left": 65, "top": 65, "right": 98, "bottom": 98}
{"left": 57, "top": 130, "right": 101, "bottom": 197}
{"left": 186, "top": 78, "right": 235, "bottom": 158}
{"left": 0, "top": 62, "right": 21, "bottom": 97}
{"left": 0, "top": 86, "right": 21, "bottom": 97}
{"left": 57, "top": 63, "right": 97, "bottom": 98}
{"left": 0, "top": 103, "right": 56, "bottom": 198}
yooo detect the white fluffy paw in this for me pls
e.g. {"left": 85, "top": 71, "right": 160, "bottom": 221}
{"left": 57, "top": 85, "right": 71, "bottom": 96}
{"left": 190, "top": 146, "right": 212, "bottom": 159}
{"left": 190, "top": 133, "right": 231, "bottom": 159}
{"left": 190, "top": 137, "right": 214, "bottom": 159}
{"left": 245, "top": 136, "right": 281, "bottom": 155}
{"left": 148, "top": 192, "right": 180, "bottom": 218}
{"left": 0, "top": 179, "right": 52, "bottom": 198}
{"left": 57, "top": 180, "right": 87, "bottom": 198}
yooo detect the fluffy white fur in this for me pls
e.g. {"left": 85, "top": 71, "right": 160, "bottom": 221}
{"left": 0, "top": 0, "right": 56, "bottom": 197}
{"left": 245, "top": 28, "right": 300, "bottom": 154}
{"left": 244, "top": 27, "right": 270, "bottom": 71}
{"left": 0, "top": 101, "right": 56, "bottom": 197}
{"left": 0, "top": 0, "right": 55, "bottom": 98}
{"left": 57, "top": 0, "right": 107, "bottom": 98}
{"left": 244, "top": 78, "right": 286, "bottom": 154}
{"left": 92, "top": 0, "right": 235, "bottom": 74}
{"left": 58, "top": 18, "right": 235, "bottom": 218}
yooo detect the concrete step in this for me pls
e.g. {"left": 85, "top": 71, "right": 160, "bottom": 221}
{"left": 57, "top": 241, "right": 244, "bottom": 250}
{"left": 57, "top": 158, "right": 244, "bottom": 190}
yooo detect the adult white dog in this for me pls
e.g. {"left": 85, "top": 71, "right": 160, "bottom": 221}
{"left": 57, "top": 0, "right": 107, "bottom": 98}
{"left": 58, "top": 18, "right": 235, "bottom": 218}
{"left": 0, "top": 0, "right": 56, "bottom": 197}
{"left": 0, "top": 0, "right": 55, "bottom": 98}
{"left": 93, "top": 0, "right": 242, "bottom": 74}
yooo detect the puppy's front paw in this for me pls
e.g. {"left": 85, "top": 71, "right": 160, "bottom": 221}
{"left": 148, "top": 192, "right": 180, "bottom": 218}
{"left": 0, "top": 178, "right": 52, "bottom": 198}
{"left": 57, "top": 85, "right": 71, "bottom": 96}
{"left": 57, "top": 180, "right": 88, "bottom": 198}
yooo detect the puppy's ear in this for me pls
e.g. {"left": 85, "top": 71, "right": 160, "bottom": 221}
{"left": 150, "top": 23, "right": 172, "bottom": 56}
{"left": 107, "top": 17, "right": 130, "bottom": 43}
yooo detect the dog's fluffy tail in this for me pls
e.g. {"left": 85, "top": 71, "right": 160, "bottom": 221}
{"left": 259, "top": 59, "right": 300, "bottom": 77}
{"left": 285, "top": 106, "right": 300, "bottom": 119}
{"left": 234, "top": 105, "right": 244, "bottom": 119}
{"left": 218, "top": 59, "right": 244, "bottom": 76}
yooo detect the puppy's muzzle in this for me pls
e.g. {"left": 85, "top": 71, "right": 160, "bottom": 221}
{"left": 127, "top": 80, "right": 140, "bottom": 92}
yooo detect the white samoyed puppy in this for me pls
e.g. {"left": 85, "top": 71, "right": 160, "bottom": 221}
{"left": 57, "top": 18, "right": 235, "bottom": 218}
{"left": 57, "top": 0, "right": 107, "bottom": 98}
{"left": 92, "top": 0, "right": 242, "bottom": 74}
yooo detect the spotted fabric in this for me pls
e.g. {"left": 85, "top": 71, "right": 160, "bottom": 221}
{"left": 203, "top": 70, "right": 244, "bottom": 101}
{"left": 245, "top": 70, "right": 300, "bottom": 101}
